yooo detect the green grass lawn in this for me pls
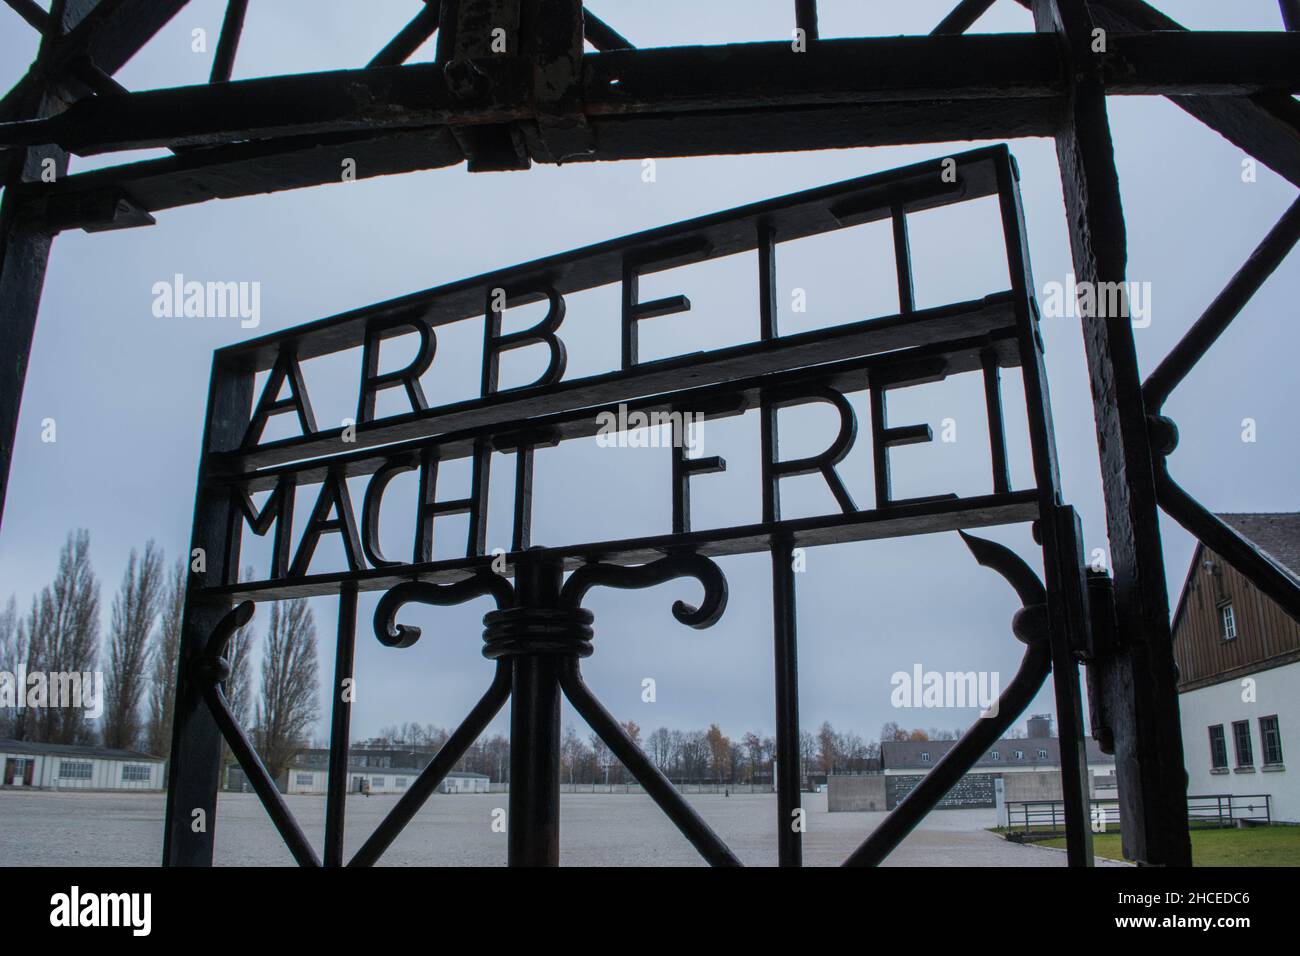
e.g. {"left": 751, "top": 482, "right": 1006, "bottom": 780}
{"left": 1038, "top": 826, "right": 1300, "bottom": 866}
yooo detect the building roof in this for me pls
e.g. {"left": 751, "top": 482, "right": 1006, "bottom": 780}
{"left": 1170, "top": 512, "right": 1300, "bottom": 635}
{"left": 1216, "top": 513, "right": 1300, "bottom": 581}
{"left": 0, "top": 738, "right": 163, "bottom": 762}
{"left": 881, "top": 737, "right": 1113, "bottom": 771}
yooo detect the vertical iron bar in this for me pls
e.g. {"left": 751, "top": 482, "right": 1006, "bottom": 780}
{"left": 1032, "top": 0, "right": 1190, "bottom": 866}
{"left": 758, "top": 220, "right": 778, "bottom": 341}
{"left": 891, "top": 203, "right": 915, "bottom": 314}
{"left": 163, "top": 355, "right": 254, "bottom": 865}
{"left": 994, "top": 151, "right": 1092, "bottom": 865}
{"left": 324, "top": 582, "right": 358, "bottom": 867}
{"left": 508, "top": 554, "right": 563, "bottom": 865}
{"left": 0, "top": 0, "right": 88, "bottom": 530}
{"left": 771, "top": 534, "right": 803, "bottom": 867}
{"left": 980, "top": 349, "right": 1011, "bottom": 495}
{"left": 794, "top": 0, "right": 818, "bottom": 40}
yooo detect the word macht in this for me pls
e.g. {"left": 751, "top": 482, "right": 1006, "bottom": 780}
{"left": 49, "top": 886, "right": 151, "bottom": 936}
{"left": 152, "top": 273, "right": 260, "bottom": 328}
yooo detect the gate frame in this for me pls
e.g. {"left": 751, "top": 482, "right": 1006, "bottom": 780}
{"left": 2, "top": 0, "right": 1299, "bottom": 867}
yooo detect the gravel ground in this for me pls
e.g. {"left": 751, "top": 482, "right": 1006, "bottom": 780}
{"left": 0, "top": 789, "right": 1126, "bottom": 866}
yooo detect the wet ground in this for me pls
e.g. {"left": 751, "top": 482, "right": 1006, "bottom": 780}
{"left": 0, "top": 789, "right": 1126, "bottom": 866}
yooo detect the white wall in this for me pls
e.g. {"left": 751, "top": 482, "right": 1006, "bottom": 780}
{"left": 1179, "top": 659, "right": 1298, "bottom": 823}
{"left": 0, "top": 751, "right": 162, "bottom": 790}
{"left": 284, "top": 769, "right": 418, "bottom": 795}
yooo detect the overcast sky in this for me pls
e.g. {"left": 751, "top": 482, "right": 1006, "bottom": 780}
{"left": 1, "top": 1, "right": 1296, "bottom": 756}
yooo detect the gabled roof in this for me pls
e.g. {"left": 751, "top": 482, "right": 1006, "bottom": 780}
{"left": 1216, "top": 513, "right": 1300, "bottom": 581}
{"left": 1170, "top": 512, "right": 1300, "bottom": 635}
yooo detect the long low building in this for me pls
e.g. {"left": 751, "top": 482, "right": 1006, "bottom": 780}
{"left": 273, "top": 766, "right": 490, "bottom": 795}
{"left": 1, "top": 738, "right": 164, "bottom": 790}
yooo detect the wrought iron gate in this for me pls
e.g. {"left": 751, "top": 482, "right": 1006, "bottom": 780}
{"left": 164, "top": 145, "right": 1102, "bottom": 867}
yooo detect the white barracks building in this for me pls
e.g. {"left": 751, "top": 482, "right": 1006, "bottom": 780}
{"left": 1171, "top": 514, "right": 1300, "bottom": 823}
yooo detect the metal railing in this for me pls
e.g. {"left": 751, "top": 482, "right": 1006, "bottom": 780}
{"left": 1007, "top": 793, "right": 1272, "bottom": 833}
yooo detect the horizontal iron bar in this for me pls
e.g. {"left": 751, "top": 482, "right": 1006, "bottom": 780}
{"left": 220, "top": 294, "right": 1019, "bottom": 474}
{"left": 215, "top": 147, "right": 1005, "bottom": 369}
{"left": 206, "top": 490, "right": 1040, "bottom": 602}
{"left": 219, "top": 327, "right": 1022, "bottom": 491}
{"left": 0, "top": 35, "right": 1064, "bottom": 154}
{"left": 6, "top": 32, "right": 1298, "bottom": 156}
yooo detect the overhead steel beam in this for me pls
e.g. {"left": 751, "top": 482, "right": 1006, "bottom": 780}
{"left": 1018, "top": 0, "right": 1300, "bottom": 187}
{"left": 2, "top": 30, "right": 1296, "bottom": 160}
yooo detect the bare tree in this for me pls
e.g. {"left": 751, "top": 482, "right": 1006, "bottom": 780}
{"left": 103, "top": 542, "right": 164, "bottom": 750}
{"left": 647, "top": 726, "right": 674, "bottom": 771}
{"left": 817, "top": 720, "right": 838, "bottom": 775}
{"left": 0, "top": 596, "right": 19, "bottom": 737}
{"left": 590, "top": 730, "right": 613, "bottom": 784}
{"left": 705, "top": 723, "right": 730, "bottom": 783}
{"left": 880, "top": 720, "right": 908, "bottom": 742}
{"left": 22, "top": 530, "right": 100, "bottom": 744}
{"left": 219, "top": 587, "right": 256, "bottom": 783}
{"left": 255, "top": 599, "right": 319, "bottom": 782}
{"left": 561, "top": 724, "right": 592, "bottom": 783}
{"left": 147, "top": 559, "right": 186, "bottom": 758}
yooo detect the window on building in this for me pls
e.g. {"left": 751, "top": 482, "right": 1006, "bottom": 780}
{"left": 1014, "top": 750, "right": 1024, "bottom": 760}
{"left": 1260, "top": 716, "right": 1284, "bottom": 766}
{"left": 59, "top": 761, "right": 92, "bottom": 780}
{"left": 1232, "top": 720, "right": 1253, "bottom": 767}
{"left": 1219, "top": 602, "right": 1237, "bottom": 640}
{"left": 296, "top": 773, "right": 314, "bottom": 786}
{"left": 396, "top": 777, "right": 409, "bottom": 788}
{"left": 1208, "top": 725, "right": 1228, "bottom": 769}
{"left": 122, "top": 764, "right": 151, "bottom": 782}
{"left": 920, "top": 752, "right": 930, "bottom": 763}
{"left": 371, "top": 776, "right": 385, "bottom": 787}
{"left": 990, "top": 750, "right": 1001, "bottom": 761}
{"left": 1037, "top": 749, "right": 1048, "bottom": 760}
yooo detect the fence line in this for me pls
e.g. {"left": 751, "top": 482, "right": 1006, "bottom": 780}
{"left": 1005, "top": 793, "right": 1272, "bottom": 832}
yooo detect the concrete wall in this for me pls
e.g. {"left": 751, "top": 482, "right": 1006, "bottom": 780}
{"left": 827, "top": 774, "right": 887, "bottom": 812}
{"left": 1002, "top": 770, "right": 1063, "bottom": 803}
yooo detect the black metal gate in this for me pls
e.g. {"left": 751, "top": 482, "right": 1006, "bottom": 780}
{"left": 163, "top": 146, "right": 1100, "bottom": 866}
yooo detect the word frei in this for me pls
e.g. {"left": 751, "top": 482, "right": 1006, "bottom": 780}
{"left": 151, "top": 273, "right": 261, "bottom": 328}
{"left": 49, "top": 886, "right": 151, "bottom": 936}
{"left": 0, "top": 668, "right": 104, "bottom": 718}
{"left": 1038, "top": 273, "right": 1152, "bottom": 327}
{"left": 890, "top": 664, "right": 1001, "bottom": 717}
{"left": 595, "top": 404, "right": 705, "bottom": 453}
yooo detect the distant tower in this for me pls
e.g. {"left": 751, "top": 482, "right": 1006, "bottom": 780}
{"left": 1027, "top": 714, "right": 1053, "bottom": 739}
